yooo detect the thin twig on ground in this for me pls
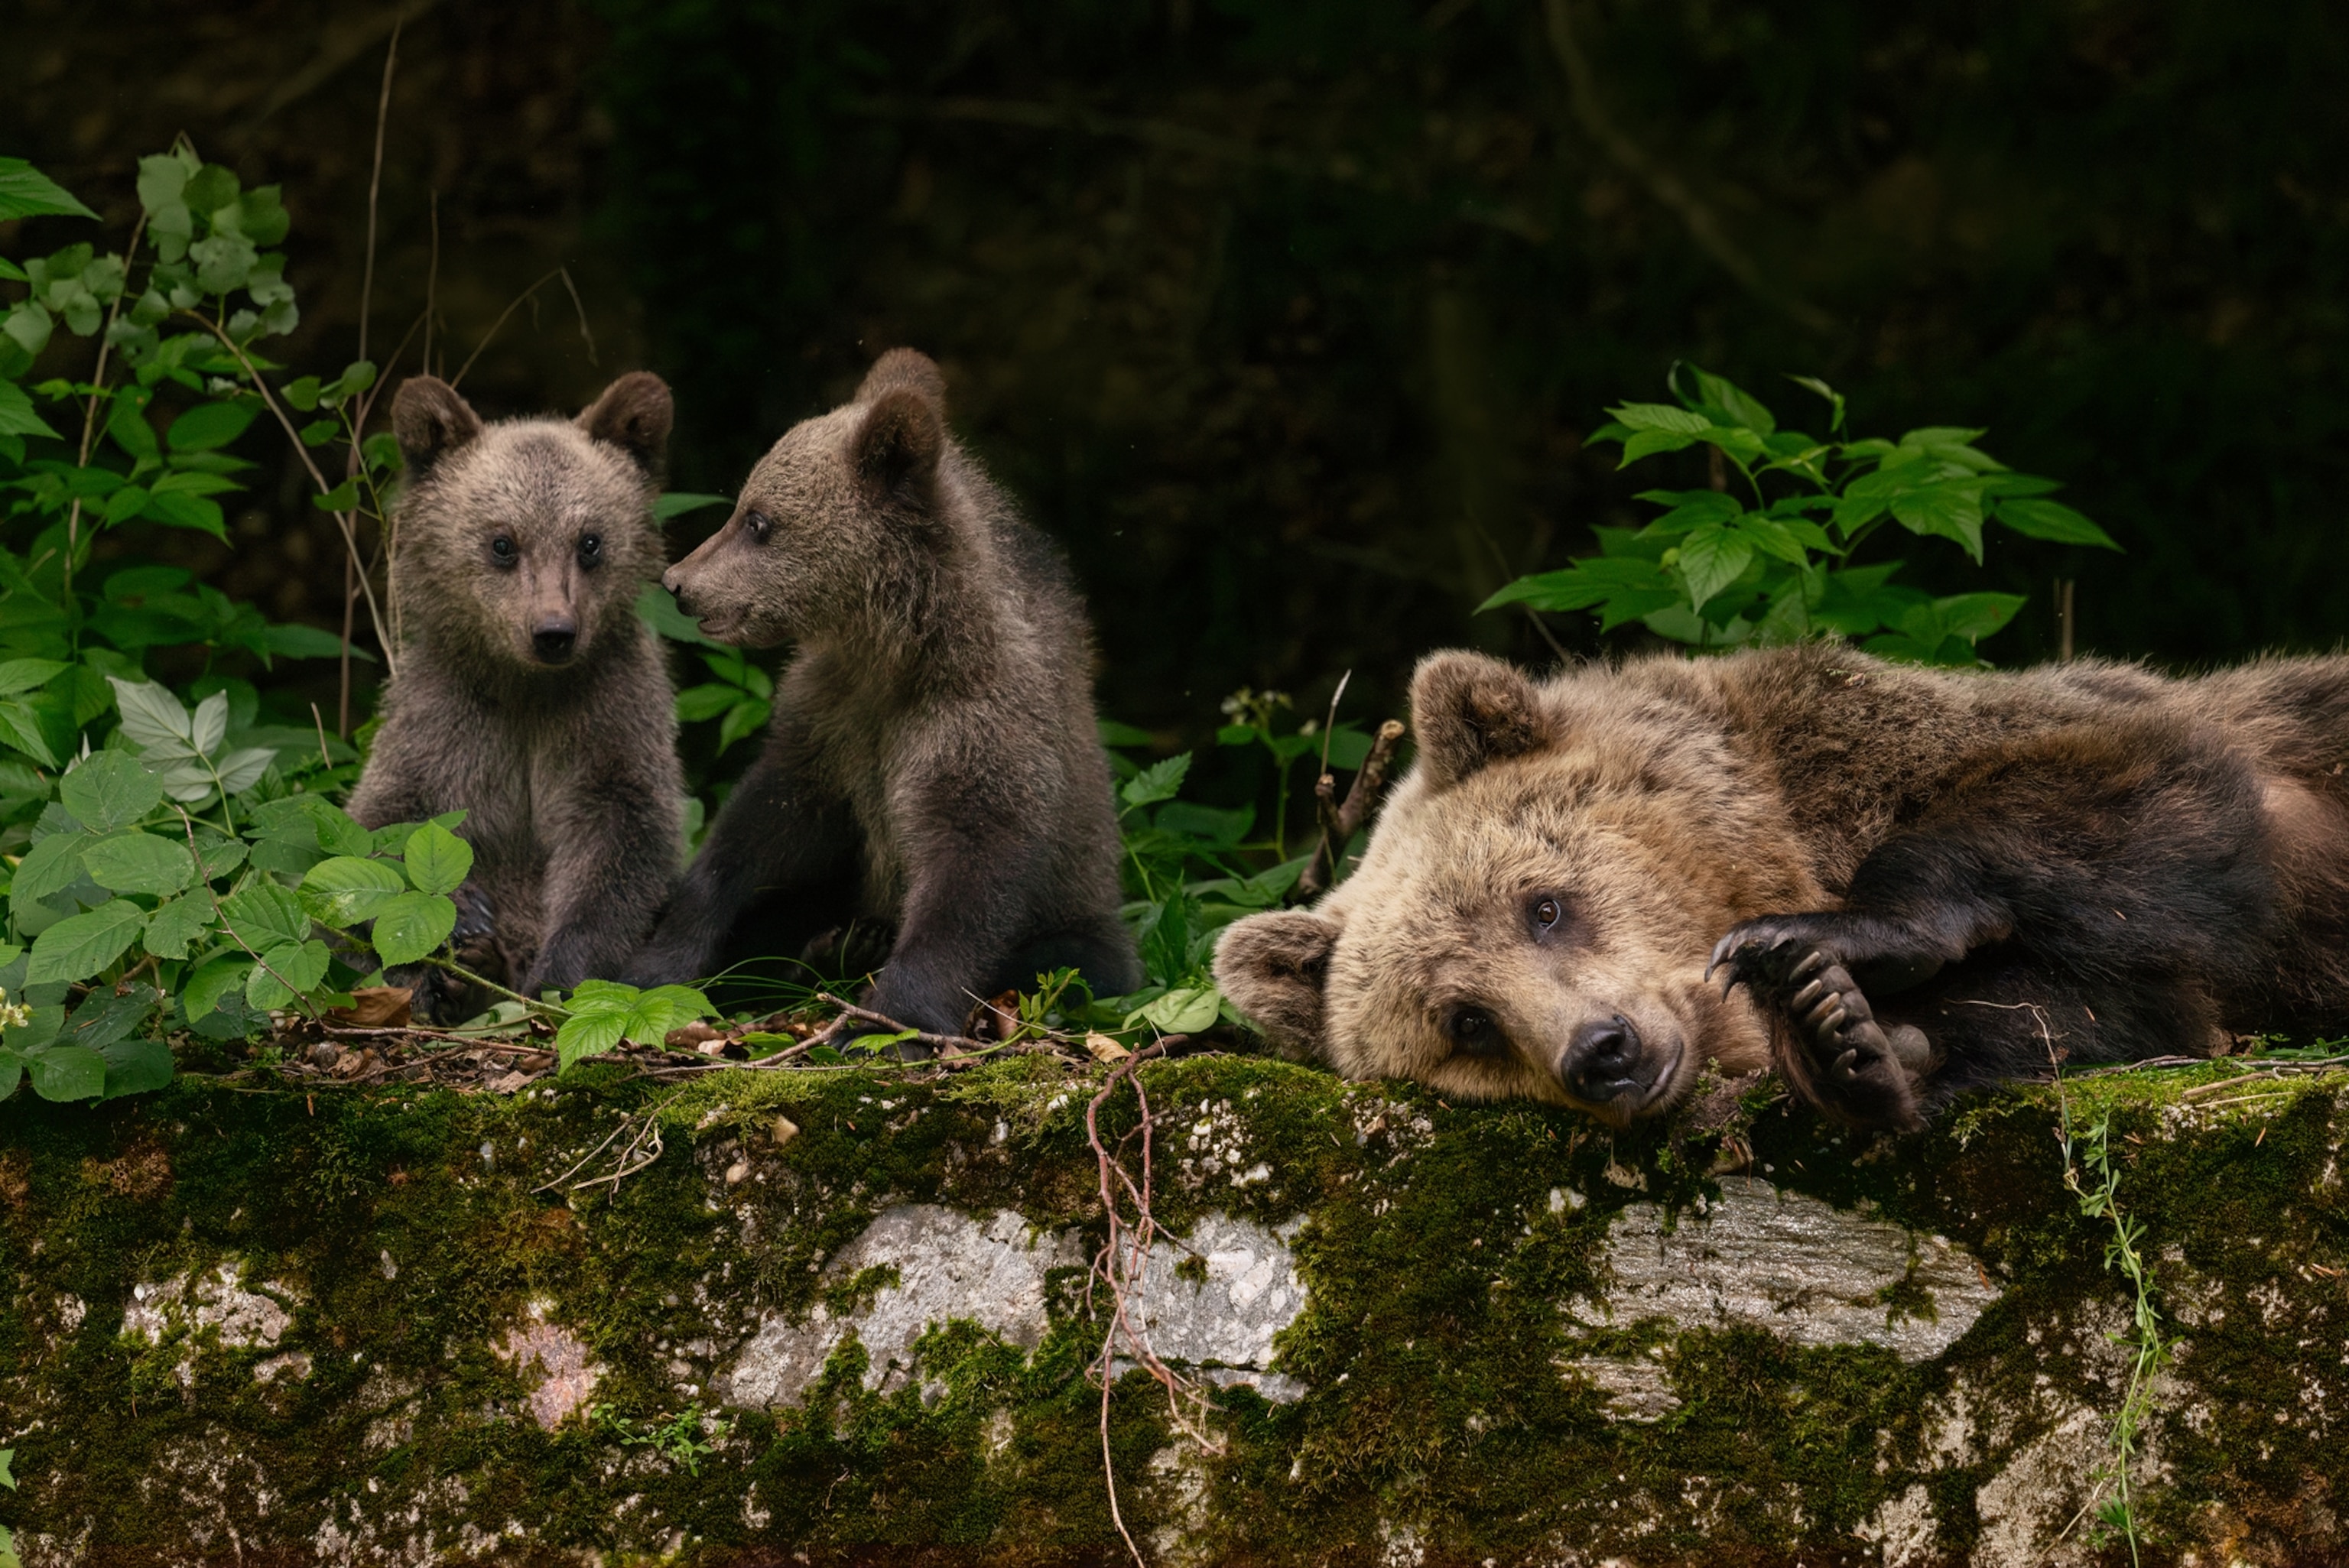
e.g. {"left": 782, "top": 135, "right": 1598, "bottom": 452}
{"left": 1084, "top": 1039, "right": 1223, "bottom": 1568}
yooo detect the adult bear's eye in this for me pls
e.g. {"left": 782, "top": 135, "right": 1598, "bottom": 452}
{"left": 490, "top": 535, "right": 517, "bottom": 565}
{"left": 745, "top": 509, "right": 774, "bottom": 544}
{"left": 1443, "top": 1005, "right": 1506, "bottom": 1057}
{"left": 577, "top": 532, "right": 603, "bottom": 567}
{"left": 1527, "top": 891, "right": 1573, "bottom": 940}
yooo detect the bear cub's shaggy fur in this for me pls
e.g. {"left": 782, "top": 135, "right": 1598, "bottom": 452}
{"left": 625, "top": 349, "right": 1140, "bottom": 1030}
{"left": 348, "top": 373, "right": 684, "bottom": 1019}
{"left": 1217, "top": 643, "right": 2349, "bottom": 1131}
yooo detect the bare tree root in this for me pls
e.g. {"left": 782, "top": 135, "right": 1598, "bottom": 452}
{"left": 1298, "top": 718, "right": 1405, "bottom": 899}
{"left": 1084, "top": 1040, "right": 1223, "bottom": 1568}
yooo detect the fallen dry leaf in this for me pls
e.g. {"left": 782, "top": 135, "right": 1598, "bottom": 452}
{"left": 1084, "top": 1032, "right": 1131, "bottom": 1063}
{"left": 327, "top": 986, "right": 411, "bottom": 1029}
{"left": 665, "top": 1020, "right": 724, "bottom": 1049}
{"left": 486, "top": 1070, "right": 534, "bottom": 1095}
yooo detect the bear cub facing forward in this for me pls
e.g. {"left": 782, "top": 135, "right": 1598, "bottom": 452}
{"left": 626, "top": 349, "right": 1140, "bottom": 1030}
{"left": 348, "top": 373, "right": 684, "bottom": 1019}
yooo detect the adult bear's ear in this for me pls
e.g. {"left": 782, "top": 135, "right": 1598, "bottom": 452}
{"left": 577, "top": 372, "right": 673, "bottom": 476}
{"left": 852, "top": 387, "right": 944, "bottom": 509}
{"left": 856, "top": 346, "right": 947, "bottom": 407}
{"left": 392, "top": 376, "right": 482, "bottom": 480}
{"left": 1409, "top": 651, "right": 1551, "bottom": 789}
{"left": 1213, "top": 909, "right": 1341, "bottom": 1064}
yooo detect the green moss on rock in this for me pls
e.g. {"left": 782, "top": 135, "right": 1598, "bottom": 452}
{"left": 2, "top": 1055, "right": 2344, "bottom": 1565}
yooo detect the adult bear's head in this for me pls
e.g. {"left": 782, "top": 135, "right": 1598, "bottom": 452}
{"left": 1216, "top": 650, "right": 1813, "bottom": 1125}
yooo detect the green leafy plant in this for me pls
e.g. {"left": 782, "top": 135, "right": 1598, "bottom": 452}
{"left": 1483, "top": 365, "right": 2119, "bottom": 664}
{"left": 589, "top": 1402, "right": 732, "bottom": 1477}
{"left": 2058, "top": 1094, "right": 2169, "bottom": 1565}
{"left": 1093, "top": 693, "right": 1382, "bottom": 1037}
{"left": 552, "top": 979, "right": 717, "bottom": 1073}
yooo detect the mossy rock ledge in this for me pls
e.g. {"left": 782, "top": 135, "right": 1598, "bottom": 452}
{"left": 4, "top": 1051, "right": 2345, "bottom": 1567}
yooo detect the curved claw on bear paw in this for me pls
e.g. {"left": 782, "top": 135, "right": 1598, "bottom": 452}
{"left": 1831, "top": 1047, "right": 1863, "bottom": 1082}
{"left": 1788, "top": 948, "right": 1826, "bottom": 985}
{"left": 1705, "top": 933, "right": 1738, "bottom": 982}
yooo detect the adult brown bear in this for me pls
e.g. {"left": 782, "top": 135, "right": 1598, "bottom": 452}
{"left": 1214, "top": 644, "right": 2349, "bottom": 1131}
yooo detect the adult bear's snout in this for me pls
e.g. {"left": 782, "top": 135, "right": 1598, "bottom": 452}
{"left": 1561, "top": 1014, "right": 1642, "bottom": 1102}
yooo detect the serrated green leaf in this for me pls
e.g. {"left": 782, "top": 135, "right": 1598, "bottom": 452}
{"left": 299, "top": 855, "right": 408, "bottom": 927}
{"left": 1889, "top": 482, "right": 1987, "bottom": 562}
{"left": 1608, "top": 401, "right": 1713, "bottom": 435}
{"left": 716, "top": 697, "right": 770, "bottom": 754}
{"left": 1994, "top": 497, "right": 2120, "bottom": 550}
{"left": 167, "top": 399, "right": 259, "bottom": 452}
{"left": 370, "top": 891, "right": 456, "bottom": 967}
{"left": 107, "top": 677, "right": 193, "bottom": 749}
{"left": 401, "top": 823, "right": 473, "bottom": 897}
{"left": 11, "top": 830, "right": 95, "bottom": 907}
{"left": 80, "top": 832, "right": 194, "bottom": 896}
{"left": 27, "top": 1042, "right": 106, "bottom": 1102}
{"left": 219, "top": 879, "right": 308, "bottom": 949}
{"left": 1120, "top": 753, "right": 1191, "bottom": 811}
{"left": 58, "top": 750, "right": 165, "bottom": 832}
{"left": 0, "top": 381, "right": 62, "bottom": 440}
{"left": 98, "top": 1034, "right": 176, "bottom": 1099}
{"left": 28, "top": 900, "right": 147, "bottom": 984}
{"left": 556, "top": 1009, "right": 629, "bottom": 1073}
{"left": 245, "top": 938, "right": 329, "bottom": 1011}
{"left": 1676, "top": 524, "right": 1757, "bottom": 609}
{"left": 184, "top": 956, "right": 252, "bottom": 1018}
{"left": 141, "top": 894, "right": 216, "bottom": 960}
{"left": 0, "top": 157, "right": 98, "bottom": 222}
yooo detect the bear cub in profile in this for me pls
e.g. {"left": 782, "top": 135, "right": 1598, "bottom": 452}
{"left": 626, "top": 349, "right": 1140, "bottom": 1031}
{"left": 349, "top": 373, "right": 684, "bottom": 1020}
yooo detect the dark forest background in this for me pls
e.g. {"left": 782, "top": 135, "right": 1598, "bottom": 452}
{"left": 8, "top": 0, "right": 2347, "bottom": 750}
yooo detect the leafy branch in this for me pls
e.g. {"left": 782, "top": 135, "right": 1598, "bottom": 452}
{"left": 1484, "top": 364, "right": 2120, "bottom": 664}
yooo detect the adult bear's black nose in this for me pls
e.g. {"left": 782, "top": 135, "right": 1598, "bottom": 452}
{"left": 664, "top": 568, "right": 693, "bottom": 616}
{"left": 532, "top": 616, "right": 577, "bottom": 664}
{"left": 1561, "top": 1014, "right": 1642, "bottom": 1101}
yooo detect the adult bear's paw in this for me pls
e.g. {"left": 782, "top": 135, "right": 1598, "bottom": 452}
{"left": 1709, "top": 919, "right": 1933, "bottom": 1131}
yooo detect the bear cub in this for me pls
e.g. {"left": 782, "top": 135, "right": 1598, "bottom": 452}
{"left": 625, "top": 349, "right": 1141, "bottom": 1031}
{"left": 348, "top": 373, "right": 684, "bottom": 1020}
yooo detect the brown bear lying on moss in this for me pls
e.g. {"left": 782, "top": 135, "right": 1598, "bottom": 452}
{"left": 1215, "top": 643, "right": 2349, "bottom": 1131}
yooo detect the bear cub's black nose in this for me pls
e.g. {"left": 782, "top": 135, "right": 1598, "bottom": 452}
{"left": 1562, "top": 1014, "right": 1642, "bottom": 1101}
{"left": 532, "top": 618, "right": 577, "bottom": 664}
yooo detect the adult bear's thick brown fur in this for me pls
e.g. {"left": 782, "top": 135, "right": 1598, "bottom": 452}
{"left": 1215, "top": 643, "right": 2349, "bottom": 1131}
{"left": 349, "top": 373, "right": 683, "bottom": 1020}
{"left": 625, "top": 349, "right": 1140, "bottom": 1031}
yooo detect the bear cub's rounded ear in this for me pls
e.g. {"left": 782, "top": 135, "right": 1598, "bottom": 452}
{"left": 1410, "top": 650, "right": 1553, "bottom": 789}
{"left": 576, "top": 372, "right": 674, "bottom": 475}
{"left": 856, "top": 347, "right": 947, "bottom": 407}
{"left": 392, "top": 376, "right": 483, "bottom": 478}
{"left": 1213, "top": 909, "right": 1342, "bottom": 1065}
{"left": 853, "top": 388, "right": 944, "bottom": 507}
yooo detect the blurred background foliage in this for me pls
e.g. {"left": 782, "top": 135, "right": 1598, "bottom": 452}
{"left": 7, "top": 0, "right": 2347, "bottom": 764}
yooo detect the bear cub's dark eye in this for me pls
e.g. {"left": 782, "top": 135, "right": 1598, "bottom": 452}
{"left": 490, "top": 535, "right": 517, "bottom": 566}
{"left": 744, "top": 509, "right": 774, "bottom": 544}
{"left": 1442, "top": 1004, "right": 1506, "bottom": 1058}
{"left": 577, "top": 532, "right": 603, "bottom": 568}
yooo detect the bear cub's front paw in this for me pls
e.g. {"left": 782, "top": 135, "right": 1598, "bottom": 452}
{"left": 1710, "top": 920, "right": 1932, "bottom": 1131}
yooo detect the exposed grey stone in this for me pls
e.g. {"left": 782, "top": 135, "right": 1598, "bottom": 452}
{"left": 719, "top": 1205, "right": 1313, "bottom": 1411}
{"left": 1577, "top": 1176, "right": 2001, "bottom": 1361}
{"left": 1121, "top": 1213, "right": 1310, "bottom": 1402}
{"left": 721, "top": 1205, "right": 1087, "bottom": 1409}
